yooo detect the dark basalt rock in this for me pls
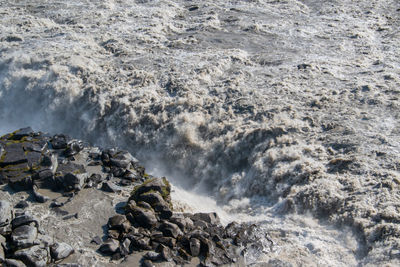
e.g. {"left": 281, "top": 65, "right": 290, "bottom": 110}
{"left": 0, "top": 128, "right": 259, "bottom": 266}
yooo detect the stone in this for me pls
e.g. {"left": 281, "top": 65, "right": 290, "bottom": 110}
{"left": 130, "top": 235, "right": 151, "bottom": 250}
{"left": 99, "top": 239, "right": 119, "bottom": 255}
{"left": 130, "top": 177, "right": 171, "bottom": 203}
{"left": 12, "top": 127, "right": 34, "bottom": 140}
{"left": 109, "top": 150, "right": 137, "bottom": 169}
{"left": 141, "top": 259, "right": 155, "bottom": 267}
{"left": 0, "top": 200, "right": 12, "bottom": 226}
{"left": 12, "top": 213, "right": 39, "bottom": 229}
{"left": 108, "top": 214, "right": 127, "bottom": 231}
{"left": 189, "top": 238, "right": 201, "bottom": 256}
{"left": 61, "top": 172, "right": 87, "bottom": 191}
{"left": 191, "top": 212, "right": 220, "bottom": 225}
{"left": 3, "top": 259, "right": 27, "bottom": 267}
{"left": 152, "top": 236, "right": 176, "bottom": 248}
{"left": 14, "top": 245, "right": 48, "bottom": 267}
{"left": 108, "top": 229, "right": 120, "bottom": 239}
{"left": 85, "top": 173, "right": 104, "bottom": 188}
{"left": 127, "top": 206, "right": 157, "bottom": 228}
{"left": 120, "top": 238, "right": 131, "bottom": 256}
{"left": 91, "top": 236, "right": 102, "bottom": 245}
{"left": 12, "top": 224, "right": 38, "bottom": 248}
{"left": 101, "top": 181, "right": 122, "bottom": 193}
{"left": 15, "top": 200, "right": 29, "bottom": 209}
{"left": 0, "top": 242, "right": 4, "bottom": 262}
{"left": 170, "top": 214, "right": 193, "bottom": 231}
{"left": 40, "top": 153, "right": 58, "bottom": 173}
{"left": 158, "top": 244, "right": 173, "bottom": 261}
{"left": 64, "top": 140, "right": 83, "bottom": 157}
{"left": 50, "top": 135, "right": 68, "bottom": 149}
{"left": 33, "top": 169, "right": 55, "bottom": 189}
{"left": 55, "top": 264, "right": 82, "bottom": 267}
{"left": 50, "top": 242, "right": 74, "bottom": 261}
{"left": 159, "top": 222, "right": 183, "bottom": 239}
{"left": 143, "top": 251, "right": 161, "bottom": 261}
{"left": 32, "top": 185, "right": 49, "bottom": 203}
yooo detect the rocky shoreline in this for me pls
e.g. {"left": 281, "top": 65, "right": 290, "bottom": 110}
{"left": 0, "top": 128, "right": 261, "bottom": 266}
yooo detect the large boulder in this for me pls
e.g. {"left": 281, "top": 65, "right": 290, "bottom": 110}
{"left": 50, "top": 242, "right": 74, "bottom": 261}
{"left": 14, "top": 245, "right": 49, "bottom": 267}
{"left": 11, "top": 224, "right": 38, "bottom": 248}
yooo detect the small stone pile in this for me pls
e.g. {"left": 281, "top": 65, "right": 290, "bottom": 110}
{"left": 100, "top": 177, "right": 261, "bottom": 266}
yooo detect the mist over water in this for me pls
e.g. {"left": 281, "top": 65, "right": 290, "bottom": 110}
{"left": 1, "top": 0, "right": 400, "bottom": 265}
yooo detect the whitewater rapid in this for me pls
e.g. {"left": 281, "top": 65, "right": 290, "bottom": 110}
{"left": 1, "top": 0, "right": 400, "bottom": 265}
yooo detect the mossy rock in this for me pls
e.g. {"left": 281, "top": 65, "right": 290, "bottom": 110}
{"left": 129, "top": 177, "right": 172, "bottom": 205}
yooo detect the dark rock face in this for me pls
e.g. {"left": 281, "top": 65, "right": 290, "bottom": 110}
{"left": 0, "top": 128, "right": 262, "bottom": 266}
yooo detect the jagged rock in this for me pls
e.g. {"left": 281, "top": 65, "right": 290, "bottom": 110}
{"left": 158, "top": 244, "right": 173, "bottom": 261}
{"left": 64, "top": 140, "right": 83, "bottom": 157}
{"left": 191, "top": 212, "right": 220, "bottom": 225}
{"left": 61, "top": 172, "right": 87, "bottom": 191}
{"left": 99, "top": 239, "right": 119, "bottom": 255}
{"left": 11, "top": 224, "right": 38, "bottom": 248}
{"left": 50, "top": 135, "right": 68, "bottom": 150}
{"left": 189, "top": 238, "right": 201, "bottom": 256}
{"left": 0, "top": 200, "right": 12, "bottom": 226}
{"left": 108, "top": 229, "right": 120, "bottom": 239}
{"left": 127, "top": 206, "right": 157, "bottom": 228}
{"left": 143, "top": 251, "right": 161, "bottom": 261}
{"left": 50, "top": 242, "right": 74, "bottom": 261}
{"left": 130, "top": 235, "right": 151, "bottom": 250}
{"left": 159, "top": 222, "right": 183, "bottom": 239}
{"left": 3, "top": 259, "right": 27, "bottom": 267}
{"left": 120, "top": 238, "right": 131, "bottom": 256}
{"left": 108, "top": 214, "right": 130, "bottom": 232}
{"left": 12, "top": 213, "right": 39, "bottom": 229}
{"left": 85, "top": 173, "right": 104, "bottom": 188}
{"left": 12, "top": 127, "right": 34, "bottom": 140}
{"left": 40, "top": 153, "right": 58, "bottom": 173}
{"left": 101, "top": 181, "right": 122, "bottom": 193}
{"left": 130, "top": 177, "right": 171, "bottom": 204}
{"left": 14, "top": 245, "right": 48, "bottom": 267}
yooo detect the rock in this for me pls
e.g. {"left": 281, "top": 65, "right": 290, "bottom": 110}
{"left": 55, "top": 264, "right": 82, "bottom": 267}
{"left": 152, "top": 236, "right": 176, "bottom": 248}
{"left": 50, "top": 135, "right": 68, "bottom": 149}
{"left": 61, "top": 172, "right": 87, "bottom": 191}
{"left": 12, "top": 127, "right": 34, "bottom": 140}
{"left": 0, "top": 200, "right": 12, "bottom": 226}
{"left": 108, "top": 214, "right": 129, "bottom": 231}
{"left": 15, "top": 200, "right": 29, "bottom": 209}
{"left": 0, "top": 242, "right": 4, "bottom": 262}
{"left": 130, "top": 235, "right": 151, "bottom": 250}
{"left": 191, "top": 212, "right": 220, "bottom": 225}
{"left": 130, "top": 177, "right": 171, "bottom": 203}
{"left": 32, "top": 185, "right": 49, "bottom": 203}
{"left": 101, "top": 181, "right": 122, "bottom": 193}
{"left": 11, "top": 224, "right": 38, "bottom": 248}
{"left": 189, "top": 238, "right": 201, "bottom": 256}
{"left": 40, "top": 153, "right": 58, "bottom": 173}
{"left": 91, "top": 236, "right": 102, "bottom": 245}
{"left": 127, "top": 206, "right": 157, "bottom": 228}
{"left": 108, "top": 229, "right": 120, "bottom": 239}
{"left": 3, "top": 259, "right": 27, "bottom": 267}
{"left": 33, "top": 169, "right": 55, "bottom": 189}
{"left": 12, "top": 213, "right": 39, "bottom": 229}
{"left": 143, "top": 251, "right": 161, "bottom": 261}
{"left": 50, "top": 242, "right": 74, "bottom": 261}
{"left": 14, "top": 245, "right": 48, "bottom": 267}
{"left": 85, "top": 173, "right": 104, "bottom": 188}
{"left": 159, "top": 222, "right": 183, "bottom": 239}
{"left": 158, "top": 244, "right": 173, "bottom": 261}
{"left": 120, "top": 238, "right": 131, "bottom": 256}
{"left": 109, "top": 151, "right": 136, "bottom": 169}
{"left": 64, "top": 140, "right": 83, "bottom": 157}
{"left": 141, "top": 259, "right": 155, "bottom": 267}
{"left": 99, "top": 239, "right": 119, "bottom": 255}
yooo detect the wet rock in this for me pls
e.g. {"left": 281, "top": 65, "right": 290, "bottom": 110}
{"left": 191, "top": 212, "right": 220, "bottom": 225}
{"left": 159, "top": 222, "right": 183, "bottom": 239}
{"left": 99, "top": 239, "right": 119, "bottom": 255}
{"left": 170, "top": 214, "right": 194, "bottom": 231}
{"left": 189, "top": 238, "right": 201, "bottom": 256}
{"left": 0, "top": 200, "right": 12, "bottom": 226}
{"left": 109, "top": 150, "right": 136, "bottom": 169}
{"left": 11, "top": 224, "right": 38, "bottom": 248}
{"left": 50, "top": 242, "right": 74, "bottom": 261}
{"left": 14, "top": 245, "right": 48, "bottom": 267}
{"left": 3, "top": 259, "right": 27, "bottom": 267}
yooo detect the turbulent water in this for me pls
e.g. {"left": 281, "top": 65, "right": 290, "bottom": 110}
{"left": 1, "top": 0, "right": 400, "bottom": 266}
